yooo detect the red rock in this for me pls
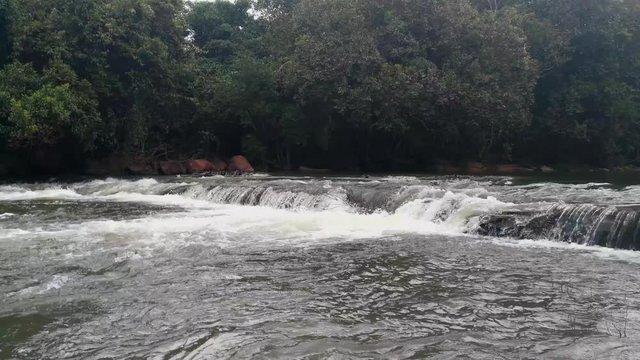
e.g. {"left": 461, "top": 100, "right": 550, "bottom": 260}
{"left": 185, "top": 159, "right": 216, "bottom": 173}
{"left": 495, "top": 164, "right": 534, "bottom": 174}
{"left": 228, "top": 155, "right": 254, "bottom": 173}
{"left": 158, "top": 161, "right": 186, "bottom": 175}
{"left": 212, "top": 159, "right": 227, "bottom": 171}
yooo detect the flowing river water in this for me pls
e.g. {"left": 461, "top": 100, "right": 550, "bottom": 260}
{"left": 2, "top": 175, "right": 640, "bottom": 359}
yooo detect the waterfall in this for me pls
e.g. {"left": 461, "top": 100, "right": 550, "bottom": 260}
{"left": 2, "top": 176, "right": 640, "bottom": 249}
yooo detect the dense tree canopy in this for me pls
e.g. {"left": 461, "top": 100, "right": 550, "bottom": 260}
{"left": 0, "top": 0, "right": 639, "bottom": 175}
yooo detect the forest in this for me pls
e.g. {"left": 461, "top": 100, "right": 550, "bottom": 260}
{"left": 0, "top": 0, "right": 639, "bottom": 175}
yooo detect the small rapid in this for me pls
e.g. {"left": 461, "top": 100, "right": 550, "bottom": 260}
{"left": 3, "top": 176, "right": 640, "bottom": 249}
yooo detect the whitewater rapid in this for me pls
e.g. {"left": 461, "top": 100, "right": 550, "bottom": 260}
{"left": 3, "top": 176, "right": 640, "bottom": 250}
{"left": 0, "top": 177, "right": 508, "bottom": 243}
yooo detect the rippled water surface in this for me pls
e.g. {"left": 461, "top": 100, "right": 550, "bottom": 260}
{"left": 2, "top": 176, "right": 640, "bottom": 359}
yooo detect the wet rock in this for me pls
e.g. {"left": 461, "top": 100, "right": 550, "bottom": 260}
{"left": 212, "top": 159, "right": 227, "bottom": 171}
{"left": 124, "top": 158, "right": 156, "bottom": 175}
{"left": 158, "top": 161, "right": 186, "bottom": 175}
{"left": 185, "top": 159, "right": 216, "bottom": 174}
{"left": 519, "top": 213, "right": 561, "bottom": 239}
{"left": 477, "top": 215, "right": 521, "bottom": 237}
{"left": 228, "top": 155, "right": 254, "bottom": 173}
{"left": 125, "top": 163, "right": 156, "bottom": 176}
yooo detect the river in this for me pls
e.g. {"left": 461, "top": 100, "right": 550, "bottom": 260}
{"left": 1, "top": 175, "right": 640, "bottom": 359}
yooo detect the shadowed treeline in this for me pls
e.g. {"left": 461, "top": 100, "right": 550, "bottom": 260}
{"left": 0, "top": 0, "right": 639, "bottom": 175}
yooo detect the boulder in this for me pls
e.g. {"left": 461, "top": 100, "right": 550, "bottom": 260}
{"left": 212, "top": 159, "right": 227, "bottom": 171}
{"left": 158, "top": 161, "right": 186, "bottom": 175}
{"left": 125, "top": 163, "right": 156, "bottom": 176}
{"left": 124, "top": 157, "right": 156, "bottom": 175}
{"left": 185, "top": 159, "right": 216, "bottom": 174}
{"left": 228, "top": 155, "right": 254, "bottom": 173}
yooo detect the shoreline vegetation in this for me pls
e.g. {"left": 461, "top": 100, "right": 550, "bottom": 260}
{"left": 1, "top": 0, "right": 640, "bottom": 178}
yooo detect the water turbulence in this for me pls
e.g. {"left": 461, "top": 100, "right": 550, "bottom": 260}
{"left": 2, "top": 176, "right": 640, "bottom": 359}
{"left": 52, "top": 176, "right": 640, "bottom": 249}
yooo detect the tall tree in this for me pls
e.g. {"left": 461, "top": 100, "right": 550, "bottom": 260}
{"left": 519, "top": 0, "right": 640, "bottom": 166}
{"left": 0, "top": 0, "right": 10, "bottom": 67}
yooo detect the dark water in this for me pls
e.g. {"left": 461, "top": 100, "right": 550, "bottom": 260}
{"left": 1, "top": 176, "right": 640, "bottom": 359}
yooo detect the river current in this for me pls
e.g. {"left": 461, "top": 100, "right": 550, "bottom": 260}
{"left": 2, "top": 175, "right": 640, "bottom": 359}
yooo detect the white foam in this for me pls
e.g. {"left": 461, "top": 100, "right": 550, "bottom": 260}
{"left": 44, "top": 275, "right": 70, "bottom": 291}
{"left": 395, "top": 191, "right": 513, "bottom": 231}
{"left": 486, "top": 238, "right": 640, "bottom": 265}
{"left": 102, "top": 191, "right": 214, "bottom": 208}
{"left": 2, "top": 178, "right": 639, "bottom": 260}
{"left": 382, "top": 176, "right": 419, "bottom": 182}
{"left": 0, "top": 187, "right": 83, "bottom": 201}
{"left": 12, "top": 275, "right": 71, "bottom": 297}
{"left": 1, "top": 201, "right": 466, "bottom": 250}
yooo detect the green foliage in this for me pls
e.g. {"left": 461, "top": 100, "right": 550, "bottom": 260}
{"left": 0, "top": 62, "right": 99, "bottom": 151}
{"left": 2, "top": 0, "right": 195, "bottom": 159}
{"left": 517, "top": 0, "right": 640, "bottom": 166}
{"left": 1, "top": 0, "right": 640, "bottom": 175}
{"left": 0, "top": 0, "right": 10, "bottom": 66}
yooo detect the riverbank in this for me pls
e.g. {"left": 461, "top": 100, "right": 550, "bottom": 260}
{"left": 4, "top": 152, "right": 640, "bottom": 184}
